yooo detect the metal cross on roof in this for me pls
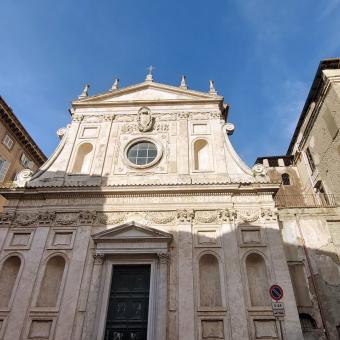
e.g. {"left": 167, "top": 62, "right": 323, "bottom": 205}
{"left": 145, "top": 66, "right": 155, "bottom": 81}
{"left": 147, "top": 65, "right": 155, "bottom": 75}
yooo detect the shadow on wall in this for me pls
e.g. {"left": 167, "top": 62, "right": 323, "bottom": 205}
{"left": 0, "top": 170, "right": 339, "bottom": 340}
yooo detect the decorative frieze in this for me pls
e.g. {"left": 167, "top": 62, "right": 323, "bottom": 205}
{"left": 0, "top": 212, "right": 15, "bottom": 224}
{"left": 115, "top": 115, "right": 134, "bottom": 122}
{"left": 156, "top": 113, "right": 176, "bottom": 121}
{"left": 72, "top": 114, "right": 84, "bottom": 122}
{"left": 37, "top": 211, "right": 56, "bottom": 226}
{"left": 14, "top": 213, "right": 38, "bottom": 226}
{"left": 209, "top": 112, "right": 222, "bottom": 119}
{"left": 0, "top": 207, "right": 277, "bottom": 227}
{"left": 121, "top": 122, "right": 168, "bottom": 134}
{"left": 219, "top": 208, "right": 237, "bottom": 222}
{"left": 176, "top": 209, "right": 195, "bottom": 223}
{"left": 194, "top": 210, "right": 219, "bottom": 224}
{"left": 177, "top": 112, "right": 189, "bottom": 120}
{"left": 237, "top": 209, "right": 260, "bottom": 223}
{"left": 97, "top": 212, "right": 127, "bottom": 225}
{"left": 260, "top": 208, "right": 278, "bottom": 222}
{"left": 55, "top": 213, "right": 78, "bottom": 225}
{"left": 75, "top": 114, "right": 115, "bottom": 123}
{"left": 147, "top": 211, "right": 177, "bottom": 224}
{"left": 188, "top": 112, "right": 210, "bottom": 120}
{"left": 78, "top": 210, "right": 97, "bottom": 224}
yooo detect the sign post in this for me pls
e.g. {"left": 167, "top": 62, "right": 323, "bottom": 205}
{"left": 269, "top": 284, "right": 285, "bottom": 339}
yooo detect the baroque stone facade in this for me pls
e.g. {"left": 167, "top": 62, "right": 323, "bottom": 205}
{"left": 0, "top": 75, "right": 303, "bottom": 339}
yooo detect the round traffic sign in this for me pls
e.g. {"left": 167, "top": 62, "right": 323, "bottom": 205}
{"left": 269, "top": 284, "right": 284, "bottom": 301}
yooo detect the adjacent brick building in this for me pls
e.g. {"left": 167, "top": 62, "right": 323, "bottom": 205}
{"left": 0, "top": 96, "right": 47, "bottom": 208}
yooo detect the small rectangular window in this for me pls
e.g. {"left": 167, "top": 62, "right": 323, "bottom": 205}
{"left": 0, "top": 158, "right": 10, "bottom": 182}
{"left": 20, "top": 153, "right": 33, "bottom": 169}
{"left": 2, "top": 134, "right": 14, "bottom": 150}
{"left": 305, "top": 148, "right": 315, "bottom": 173}
{"left": 315, "top": 180, "right": 330, "bottom": 205}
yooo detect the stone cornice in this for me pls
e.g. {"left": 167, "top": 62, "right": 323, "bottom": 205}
{"left": 0, "top": 183, "right": 279, "bottom": 200}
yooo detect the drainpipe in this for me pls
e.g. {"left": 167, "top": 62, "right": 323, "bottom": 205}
{"left": 295, "top": 214, "right": 330, "bottom": 339}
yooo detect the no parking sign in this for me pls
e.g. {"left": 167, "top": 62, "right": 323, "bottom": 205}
{"left": 269, "top": 284, "right": 284, "bottom": 301}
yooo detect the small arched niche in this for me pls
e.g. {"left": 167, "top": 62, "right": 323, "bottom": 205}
{"left": 245, "top": 253, "right": 270, "bottom": 306}
{"left": 36, "top": 255, "right": 66, "bottom": 307}
{"left": 281, "top": 173, "right": 291, "bottom": 185}
{"left": 0, "top": 255, "right": 21, "bottom": 307}
{"left": 199, "top": 254, "right": 222, "bottom": 307}
{"left": 194, "top": 139, "right": 210, "bottom": 171}
{"left": 72, "top": 143, "right": 94, "bottom": 174}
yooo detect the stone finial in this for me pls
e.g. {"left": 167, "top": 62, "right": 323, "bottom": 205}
{"left": 78, "top": 84, "right": 90, "bottom": 99}
{"left": 223, "top": 122, "right": 235, "bottom": 135}
{"left": 110, "top": 78, "right": 119, "bottom": 91}
{"left": 180, "top": 75, "right": 188, "bottom": 90}
{"left": 56, "top": 127, "right": 66, "bottom": 140}
{"left": 209, "top": 80, "right": 217, "bottom": 95}
{"left": 145, "top": 66, "right": 155, "bottom": 82}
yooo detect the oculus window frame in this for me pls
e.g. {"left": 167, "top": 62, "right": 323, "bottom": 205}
{"left": 123, "top": 138, "right": 163, "bottom": 169}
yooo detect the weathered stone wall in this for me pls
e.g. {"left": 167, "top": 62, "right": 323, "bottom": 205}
{"left": 279, "top": 208, "right": 340, "bottom": 339}
{"left": 295, "top": 69, "right": 340, "bottom": 201}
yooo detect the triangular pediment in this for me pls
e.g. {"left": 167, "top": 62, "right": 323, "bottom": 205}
{"left": 74, "top": 81, "right": 222, "bottom": 106}
{"left": 92, "top": 221, "right": 173, "bottom": 243}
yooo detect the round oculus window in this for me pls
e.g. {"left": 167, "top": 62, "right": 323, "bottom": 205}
{"left": 127, "top": 141, "right": 158, "bottom": 166}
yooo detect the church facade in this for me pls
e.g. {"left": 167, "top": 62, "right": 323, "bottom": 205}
{"left": 0, "top": 74, "right": 303, "bottom": 339}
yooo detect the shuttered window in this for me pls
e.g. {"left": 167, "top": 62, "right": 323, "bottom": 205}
{"left": 0, "top": 158, "right": 10, "bottom": 182}
{"left": 2, "top": 134, "right": 14, "bottom": 150}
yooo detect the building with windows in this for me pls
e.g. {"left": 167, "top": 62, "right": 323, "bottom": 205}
{"left": 256, "top": 58, "right": 340, "bottom": 340}
{"left": 0, "top": 96, "right": 47, "bottom": 208}
{"left": 0, "top": 73, "right": 304, "bottom": 340}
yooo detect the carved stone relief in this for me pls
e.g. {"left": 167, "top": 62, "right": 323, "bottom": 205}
{"left": 121, "top": 122, "right": 168, "bottom": 134}
{"left": 209, "top": 112, "right": 222, "bottom": 119}
{"left": 93, "top": 254, "right": 105, "bottom": 265}
{"left": 147, "top": 211, "right": 177, "bottom": 224}
{"left": 177, "top": 112, "right": 189, "bottom": 120}
{"left": 177, "top": 209, "right": 195, "bottom": 223}
{"left": 157, "top": 252, "right": 171, "bottom": 264}
{"left": 55, "top": 213, "right": 78, "bottom": 225}
{"left": 137, "top": 107, "right": 154, "bottom": 132}
{"left": 37, "top": 211, "right": 56, "bottom": 225}
{"left": 97, "top": 212, "right": 127, "bottom": 225}
{"left": 0, "top": 212, "right": 15, "bottom": 224}
{"left": 0, "top": 207, "right": 277, "bottom": 227}
{"left": 78, "top": 210, "right": 97, "bottom": 224}
{"left": 194, "top": 210, "right": 219, "bottom": 224}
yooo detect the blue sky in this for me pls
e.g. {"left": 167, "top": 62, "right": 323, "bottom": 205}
{"left": 1, "top": 0, "right": 340, "bottom": 165}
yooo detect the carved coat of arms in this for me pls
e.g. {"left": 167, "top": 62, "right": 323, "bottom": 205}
{"left": 137, "top": 107, "right": 154, "bottom": 132}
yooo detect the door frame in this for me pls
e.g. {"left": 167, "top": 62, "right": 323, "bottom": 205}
{"left": 96, "top": 257, "right": 158, "bottom": 340}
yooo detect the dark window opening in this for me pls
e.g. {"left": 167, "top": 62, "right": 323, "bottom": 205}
{"left": 282, "top": 173, "right": 291, "bottom": 185}
{"left": 315, "top": 180, "right": 330, "bottom": 205}
{"left": 305, "top": 148, "right": 316, "bottom": 173}
{"left": 299, "top": 313, "right": 317, "bottom": 332}
{"left": 268, "top": 158, "right": 279, "bottom": 167}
